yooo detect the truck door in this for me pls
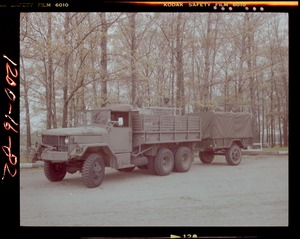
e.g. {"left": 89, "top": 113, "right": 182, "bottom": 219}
{"left": 109, "top": 111, "right": 132, "bottom": 153}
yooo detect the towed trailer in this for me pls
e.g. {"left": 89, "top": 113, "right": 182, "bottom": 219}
{"left": 192, "top": 112, "right": 256, "bottom": 165}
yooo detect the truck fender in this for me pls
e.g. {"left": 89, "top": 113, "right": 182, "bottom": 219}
{"left": 70, "top": 143, "right": 116, "bottom": 166}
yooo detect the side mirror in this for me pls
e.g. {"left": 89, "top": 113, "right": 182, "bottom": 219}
{"left": 118, "top": 117, "right": 124, "bottom": 126}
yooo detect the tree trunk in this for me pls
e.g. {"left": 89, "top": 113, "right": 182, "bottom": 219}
{"left": 130, "top": 13, "right": 138, "bottom": 105}
{"left": 45, "top": 13, "right": 53, "bottom": 129}
{"left": 62, "top": 13, "right": 70, "bottom": 128}
{"left": 175, "top": 13, "right": 185, "bottom": 114}
{"left": 202, "top": 13, "right": 212, "bottom": 111}
{"left": 245, "top": 13, "right": 256, "bottom": 116}
{"left": 46, "top": 13, "right": 57, "bottom": 128}
{"left": 20, "top": 56, "right": 31, "bottom": 149}
{"left": 100, "top": 12, "right": 108, "bottom": 107}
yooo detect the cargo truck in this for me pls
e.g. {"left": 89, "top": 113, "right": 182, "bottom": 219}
{"left": 33, "top": 104, "right": 256, "bottom": 188}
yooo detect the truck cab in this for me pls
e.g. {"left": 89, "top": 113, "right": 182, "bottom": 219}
{"left": 33, "top": 104, "right": 135, "bottom": 188}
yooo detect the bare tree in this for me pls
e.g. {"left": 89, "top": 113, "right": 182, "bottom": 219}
{"left": 20, "top": 55, "right": 32, "bottom": 149}
{"left": 99, "top": 12, "right": 109, "bottom": 106}
{"left": 20, "top": 13, "right": 288, "bottom": 149}
{"left": 175, "top": 13, "right": 185, "bottom": 113}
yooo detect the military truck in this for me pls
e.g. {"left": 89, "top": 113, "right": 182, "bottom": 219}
{"left": 33, "top": 104, "right": 256, "bottom": 188}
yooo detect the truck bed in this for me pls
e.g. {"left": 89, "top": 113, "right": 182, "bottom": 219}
{"left": 132, "top": 114, "right": 202, "bottom": 147}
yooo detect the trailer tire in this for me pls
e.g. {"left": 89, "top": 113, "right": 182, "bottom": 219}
{"left": 225, "top": 144, "right": 242, "bottom": 165}
{"left": 44, "top": 162, "right": 67, "bottom": 182}
{"left": 199, "top": 151, "right": 215, "bottom": 164}
{"left": 174, "top": 147, "right": 193, "bottom": 172}
{"left": 82, "top": 153, "right": 105, "bottom": 188}
{"left": 154, "top": 148, "right": 174, "bottom": 176}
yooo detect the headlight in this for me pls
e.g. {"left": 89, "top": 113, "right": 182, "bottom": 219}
{"left": 64, "top": 137, "right": 69, "bottom": 144}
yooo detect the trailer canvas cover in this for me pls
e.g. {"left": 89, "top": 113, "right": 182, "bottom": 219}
{"left": 198, "top": 112, "right": 255, "bottom": 139}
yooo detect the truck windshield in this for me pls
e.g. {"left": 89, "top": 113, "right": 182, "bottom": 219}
{"left": 75, "top": 110, "right": 110, "bottom": 126}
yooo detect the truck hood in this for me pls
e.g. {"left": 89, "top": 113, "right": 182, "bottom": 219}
{"left": 42, "top": 126, "right": 107, "bottom": 136}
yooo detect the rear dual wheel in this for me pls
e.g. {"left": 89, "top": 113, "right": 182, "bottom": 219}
{"left": 149, "top": 147, "right": 193, "bottom": 175}
{"left": 154, "top": 148, "right": 174, "bottom": 176}
{"left": 174, "top": 147, "right": 193, "bottom": 172}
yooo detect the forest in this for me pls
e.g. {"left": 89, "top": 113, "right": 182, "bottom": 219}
{"left": 20, "top": 12, "right": 288, "bottom": 150}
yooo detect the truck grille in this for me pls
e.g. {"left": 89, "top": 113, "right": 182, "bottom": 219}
{"left": 42, "top": 135, "right": 68, "bottom": 151}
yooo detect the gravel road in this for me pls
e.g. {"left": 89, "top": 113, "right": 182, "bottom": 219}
{"left": 20, "top": 155, "right": 288, "bottom": 227}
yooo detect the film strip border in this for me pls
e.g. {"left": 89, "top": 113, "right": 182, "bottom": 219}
{"left": 118, "top": 1, "right": 298, "bottom": 11}
{"left": 0, "top": 1, "right": 298, "bottom": 12}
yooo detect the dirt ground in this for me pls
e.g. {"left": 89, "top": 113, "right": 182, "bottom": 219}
{"left": 20, "top": 155, "right": 288, "bottom": 227}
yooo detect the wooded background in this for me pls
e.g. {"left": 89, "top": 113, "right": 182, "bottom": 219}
{"left": 20, "top": 12, "right": 288, "bottom": 149}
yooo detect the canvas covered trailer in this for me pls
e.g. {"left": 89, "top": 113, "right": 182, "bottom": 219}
{"left": 189, "top": 111, "right": 257, "bottom": 165}
{"left": 195, "top": 112, "right": 256, "bottom": 149}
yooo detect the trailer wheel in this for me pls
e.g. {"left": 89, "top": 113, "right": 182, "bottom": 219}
{"left": 154, "top": 148, "right": 174, "bottom": 176}
{"left": 174, "top": 147, "right": 193, "bottom": 172}
{"left": 82, "top": 153, "right": 105, "bottom": 188}
{"left": 44, "top": 162, "right": 67, "bottom": 182}
{"left": 199, "top": 151, "right": 215, "bottom": 164}
{"left": 225, "top": 144, "right": 242, "bottom": 165}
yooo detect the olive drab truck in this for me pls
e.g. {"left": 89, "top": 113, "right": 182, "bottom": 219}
{"left": 33, "top": 104, "right": 256, "bottom": 188}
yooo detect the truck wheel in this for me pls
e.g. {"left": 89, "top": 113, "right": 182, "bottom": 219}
{"left": 199, "top": 151, "right": 215, "bottom": 164}
{"left": 117, "top": 166, "right": 135, "bottom": 172}
{"left": 154, "top": 148, "right": 174, "bottom": 176}
{"left": 82, "top": 153, "right": 105, "bottom": 188}
{"left": 44, "top": 162, "right": 67, "bottom": 182}
{"left": 225, "top": 144, "right": 242, "bottom": 165}
{"left": 174, "top": 147, "right": 193, "bottom": 172}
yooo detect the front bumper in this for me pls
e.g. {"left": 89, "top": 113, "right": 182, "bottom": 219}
{"left": 40, "top": 150, "right": 69, "bottom": 162}
{"left": 32, "top": 143, "right": 69, "bottom": 163}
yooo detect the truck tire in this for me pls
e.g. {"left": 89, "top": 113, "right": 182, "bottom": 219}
{"left": 82, "top": 153, "right": 105, "bottom": 188}
{"left": 154, "top": 148, "right": 174, "bottom": 176}
{"left": 199, "top": 151, "right": 215, "bottom": 164}
{"left": 44, "top": 162, "right": 67, "bottom": 182}
{"left": 174, "top": 147, "right": 193, "bottom": 172}
{"left": 225, "top": 144, "right": 242, "bottom": 165}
